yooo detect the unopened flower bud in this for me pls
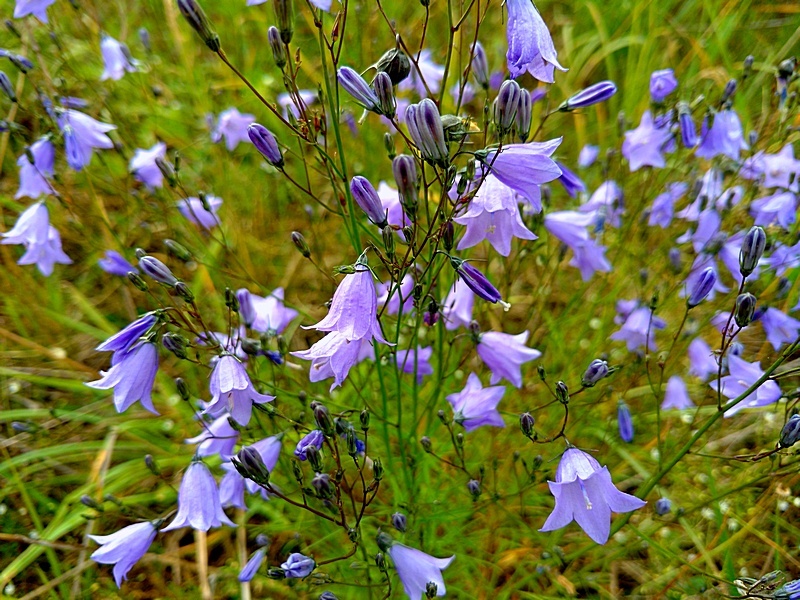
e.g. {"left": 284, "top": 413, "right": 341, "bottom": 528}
{"left": 442, "top": 222, "right": 454, "bottom": 252}
{"left": 145, "top": 454, "right": 161, "bottom": 475}
{"left": 312, "top": 472, "right": 333, "bottom": 499}
{"left": 313, "top": 403, "right": 335, "bottom": 437}
{"left": 734, "top": 293, "right": 757, "bottom": 328}
{"left": 559, "top": 81, "right": 617, "bottom": 111}
{"left": 516, "top": 89, "right": 532, "bottom": 142}
{"left": 273, "top": 0, "right": 294, "bottom": 43}
{"left": 687, "top": 267, "right": 716, "bottom": 308}
{"left": 175, "top": 377, "right": 191, "bottom": 401}
{"left": 450, "top": 257, "right": 505, "bottom": 306}
{"left": 8, "top": 53, "right": 34, "bottom": 73}
{"left": 743, "top": 55, "right": 754, "bottom": 80}
{"left": 5, "top": 19, "right": 21, "bottom": 39}
{"left": 721, "top": 79, "right": 737, "bottom": 103}
{"left": 373, "top": 72, "right": 395, "bottom": 118}
{"left": 581, "top": 359, "right": 609, "bottom": 387}
{"left": 467, "top": 479, "right": 481, "bottom": 499}
{"left": 375, "top": 551, "right": 387, "bottom": 570}
{"left": 162, "top": 332, "right": 189, "bottom": 359}
{"left": 382, "top": 227, "right": 395, "bottom": 260}
{"left": 655, "top": 497, "right": 672, "bottom": 515}
{"left": 338, "top": 66, "right": 379, "bottom": 112}
{"left": 392, "top": 154, "right": 418, "bottom": 219}
{"left": 305, "top": 444, "right": 324, "bottom": 473}
{"left": 391, "top": 512, "right": 407, "bottom": 532}
{"left": 291, "top": 231, "right": 311, "bottom": 258}
{"left": 248, "top": 123, "right": 284, "bottom": 168}
{"left": 471, "top": 42, "right": 489, "bottom": 89}
{"left": 555, "top": 381, "right": 569, "bottom": 405}
{"left": 494, "top": 79, "right": 521, "bottom": 134}
{"left": 537, "top": 365, "right": 546, "bottom": 381}
{"left": 164, "top": 239, "right": 192, "bottom": 262}
{"left": 520, "top": 412, "right": 535, "bottom": 438}
{"left": 372, "top": 457, "right": 383, "bottom": 481}
{"left": 155, "top": 156, "right": 177, "bottom": 187}
{"left": 267, "top": 567, "right": 286, "bottom": 579}
{"left": 0, "top": 72, "right": 16, "bottom": 103}
{"left": 268, "top": 26, "right": 287, "bottom": 68}
{"left": 139, "top": 255, "right": 178, "bottom": 287}
{"left": 780, "top": 414, "right": 800, "bottom": 448}
{"left": 233, "top": 446, "right": 271, "bottom": 485}
{"left": 739, "top": 226, "right": 766, "bottom": 278}
{"left": 176, "top": 0, "right": 221, "bottom": 52}
{"left": 175, "top": 281, "right": 194, "bottom": 302}
{"left": 424, "top": 299, "right": 439, "bottom": 326}
{"left": 405, "top": 99, "right": 449, "bottom": 167}
{"left": 375, "top": 44, "right": 411, "bottom": 86}
{"left": 420, "top": 436, "right": 432, "bottom": 453}
{"left": 127, "top": 271, "right": 149, "bottom": 292}
{"left": 617, "top": 400, "right": 634, "bottom": 443}
{"left": 240, "top": 338, "right": 261, "bottom": 356}
{"left": 359, "top": 409, "right": 370, "bottom": 431}
{"left": 224, "top": 287, "right": 239, "bottom": 313}
{"left": 350, "top": 176, "right": 388, "bottom": 227}
{"left": 80, "top": 494, "right": 103, "bottom": 510}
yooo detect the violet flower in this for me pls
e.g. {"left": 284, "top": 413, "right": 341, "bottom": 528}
{"left": 86, "top": 342, "right": 159, "bottom": 414}
{"left": 377, "top": 273, "right": 415, "bottom": 316}
{"left": 162, "top": 459, "right": 235, "bottom": 531}
{"left": 337, "top": 66, "right": 380, "bottom": 112}
{"left": 715, "top": 354, "right": 782, "bottom": 417}
{"left": 2, "top": 201, "right": 49, "bottom": 250}
{"left": 647, "top": 182, "right": 687, "bottom": 228}
{"left": 177, "top": 195, "right": 223, "bottom": 229}
{"left": 204, "top": 355, "right": 274, "bottom": 426}
{"left": 451, "top": 258, "right": 507, "bottom": 306}
{"left": 649, "top": 69, "right": 678, "bottom": 103}
{"left": 471, "top": 42, "right": 489, "bottom": 89}
{"left": 695, "top": 110, "right": 749, "bottom": 161}
{"left": 750, "top": 191, "right": 797, "bottom": 231}
{"left": 98, "top": 250, "right": 138, "bottom": 277}
{"left": 350, "top": 176, "right": 388, "bottom": 227}
{"left": 447, "top": 372, "right": 505, "bottom": 431}
{"left": 679, "top": 105, "right": 698, "bottom": 148}
{"left": 399, "top": 49, "right": 445, "bottom": 98}
{"left": 559, "top": 81, "right": 617, "bottom": 111}
{"left": 760, "top": 307, "right": 800, "bottom": 351}
{"left": 484, "top": 138, "right": 562, "bottom": 203}
{"left": 219, "top": 463, "right": 247, "bottom": 509}
{"left": 100, "top": 35, "right": 136, "bottom": 81}
{"left": 238, "top": 548, "right": 266, "bottom": 582}
{"left": 540, "top": 447, "right": 646, "bottom": 544}
{"left": 610, "top": 307, "right": 666, "bottom": 352}
{"left": 578, "top": 144, "right": 599, "bottom": 168}
{"left": 688, "top": 338, "right": 717, "bottom": 381}
{"left": 581, "top": 180, "right": 624, "bottom": 227}
{"left": 129, "top": 142, "right": 167, "bottom": 189}
{"left": 16, "top": 138, "right": 55, "bottom": 198}
{"left": 662, "top": 375, "right": 694, "bottom": 410}
{"left": 96, "top": 312, "right": 158, "bottom": 355}
{"left": 185, "top": 414, "right": 239, "bottom": 459}
{"left": 556, "top": 161, "right": 586, "bottom": 197}
{"left": 396, "top": 346, "right": 434, "bottom": 384}
{"left": 378, "top": 180, "right": 411, "bottom": 235}
{"left": 505, "top": 0, "right": 566, "bottom": 83}
{"left": 477, "top": 330, "right": 540, "bottom": 388}
{"left": 294, "top": 430, "right": 324, "bottom": 460}
{"left": 240, "top": 287, "right": 297, "bottom": 334}
{"left": 89, "top": 521, "right": 158, "bottom": 588}
{"left": 57, "top": 109, "right": 116, "bottom": 171}
{"left": 378, "top": 532, "right": 454, "bottom": 600}
{"left": 13, "top": 0, "right": 56, "bottom": 22}
{"left": 211, "top": 108, "right": 255, "bottom": 151}
{"left": 622, "top": 111, "right": 673, "bottom": 171}
{"left": 291, "top": 331, "right": 371, "bottom": 390}
{"left": 617, "top": 400, "right": 633, "bottom": 442}
{"left": 442, "top": 281, "right": 475, "bottom": 331}
{"left": 281, "top": 553, "right": 315, "bottom": 578}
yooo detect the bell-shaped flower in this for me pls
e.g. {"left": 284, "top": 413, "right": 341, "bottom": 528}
{"left": 13, "top": 0, "right": 56, "bottom": 22}
{"left": 648, "top": 182, "right": 688, "bottom": 228}
{"left": 291, "top": 332, "right": 372, "bottom": 391}
{"left": 2, "top": 201, "right": 50, "bottom": 247}
{"left": 100, "top": 35, "right": 136, "bottom": 81}
{"left": 16, "top": 138, "right": 55, "bottom": 199}
{"left": 96, "top": 312, "right": 158, "bottom": 356}
{"left": 396, "top": 346, "right": 433, "bottom": 384}
{"left": 540, "top": 447, "right": 645, "bottom": 544}
{"left": 185, "top": 414, "right": 239, "bottom": 459}
{"left": 715, "top": 355, "right": 782, "bottom": 417}
{"left": 57, "top": 109, "right": 116, "bottom": 171}
{"left": 477, "top": 330, "right": 541, "bottom": 388}
{"left": 204, "top": 355, "right": 274, "bottom": 426}
{"left": 760, "top": 307, "right": 800, "bottom": 351}
{"left": 162, "top": 459, "right": 235, "bottom": 531}
{"left": 447, "top": 372, "right": 505, "bottom": 431}
{"left": 610, "top": 307, "right": 666, "bottom": 352}
{"left": 622, "top": 111, "right": 673, "bottom": 172}
{"left": 578, "top": 144, "right": 599, "bottom": 168}
{"left": 129, "top": 142, "right": 167, "bottom": 190}
{"left": 505, "top": 0, "right": 566, "bottom": 83}
{"left": 580, "top": 180, "right": 624, "bottom": 228}
{"left": 750, "top": 191, "right": 797, "bottom": 231}
{"left": 484, "top": 139, "right": 562, "bottom": 203}
{"left": 211, "top": 107, "right": 255, "bottom": 151}
{"left": 98, "top": 250, "right": 138, "bottom": 277}
{"left": 695, "top": 110, "right": 749, "bottom": 161}
{"left": 687, "top": 338, "right": 717, "bottom": 381}
{"left": 378, "top": 533, "right": 454, "bottom": 600}
{"left": 238, "top": 548, "right": 266, "bottom": 582}
{"left": 219, "top": 462, "right": 247, "bottom": 509}
{"left": 442, "top": 281, "right": 474, "bottom": 331}
{"left": 294, "top": 430, "right": 324, "bottom": 460}
{"left": 89, "top": 521, "right": 158, "bottom": 588}
{"left": 281, "top": 553, "right": 316, "bottom": 578}
{"left": 661, "top": 375, "right": 694, "bottom": 410}
{"left": 86, "top": 342, "right": 159, "bottom": 414}
{"left": 649, "top": 69, "right": 678, "bottom": 103}
{"left": 377, "top": 274, "right": 415, "bottom": 316}
{"left": 177, "top": 195, "right": 223, "bottom": 229}
{"left": 241, "top": 287, "right": 297, "bottom": 334}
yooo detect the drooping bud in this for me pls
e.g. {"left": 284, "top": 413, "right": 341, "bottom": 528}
{"left": 494, "top": 79, "right": 521, "bottom": 135}
{"left": 677, "top": 102, "right": 697, "bottom": 148}
{"left": 450, "top": 257, "right": 506, "bottom": 306}
{"left": 655, "top": 497, "right": 672, "bottom": 515}
{"left": 350, "top": 176, "right": 388, "bottom": 227}
{"left": 236, "top": 289, "right": 256, "bottom": 327}
{"left": 382, "top": 226, "right": 395, "bottom": 260}
{"left": 175, "top": 377, "right": 191, "bottom": 401}
{"left": 581, "top": 359, "right": 609, "bottom": 387}
{"left": 721, "top": 79, "right": 737, "bottom": 103}
{"left": 467, "top": 479, "right": 481, "bottom": 500}
{"left": 519, "top": 412, "right": 535, "bottom": 439}
{"left": 138, "top": 255, "right": 178, "bottom": 287}
{"left": 291, "top": 231, "right": 311, "bottom": 258}
{"left": 175, "top": 282, "right": 194, "bottom": 302}
{"left": 743, "top": 55, "right": 754, "bottom": 80}
{"left": 268, "top": 26, "right": 287, "bottom": 68}
{"left": 162, "top": 332, "right": 189, "bottom": 359}
{"left": 405, "top": 99, "right": 449, "bottom": 168}
{"left": 391, "top": 512, "right": 407, "bottom": 532}
{"left": 164, "top": 239, "right": 192, "bottom": 262}
{"left": 373, "top": 72, "right": 395, "bottom": 118}
{"left": 555, "top": 381, "right": 569, "bottom": 405}
{"left": 360, "top": 409, "right": 370, "bottom": 431}
{"left": 559, "top": 81, "right": 617, "bottom": 111}
{"left": 8, "top": 53, "right": 34, "bottom": 73}
{"left": 471, "top": 42, "right": 489, "bottom": 89}
{"left": 0, "top": 72, "right": 16, "bottom": 103}
{"left": 145, "top": 454, "right": 161, "bottom": 476}
{"left": 739, "top": 226, "right": 766, "bottom": 278}
{"left": 155, "top": 156, "right": 177, "bottom": 187}
{"left": 392, "top": 154, "right": 418, "bottom": 220}
{"left": 516, "top": 89, "right": 532, "bottom": 142}
{"left": 779, "top": 414, "right": 800, "bottom": 448}
{"left": 305, "top": 444, "right": 324, "bottom": 473}
{"left": 372, "top": 457, "right": 383, "bottom": 480}
{"left": 313, "top": 402, "right": 336, "bottom": 437}
{"left": 420, "top": 436, "right": 432, "bottom": 453}
{"left": 273, "top": 0, "right": 294, "bottom": 44}
{"left": 734, "top": 293, "right": 757, "bottom": 328}
{"left": 617, "top": 400, "right": 634, "bottom": 443}
{"left": 375, "top": 43, "right": 411, "bottom": 86}
{"left": 338, "top": 66, "right": 379, "bottom": 112}
{"left": 687, "top": 267, "right": 716, "bottom": 308}
{"left": 442, "top": 222, "right": 454, "bottom": 252}
{"left": 176, "top": 0, "right": 221, "bottom": 52}
{"left": 248, "top": 123, "right": 284, "bottom": 168}
{"left": 311, "top": 472, "right": 333, "bottom": 499}
{"left": 232, "top": 446, "right": 271, "bottom": 486}
{"left": 267, "top": 567, "right": 286, "bottom": 579}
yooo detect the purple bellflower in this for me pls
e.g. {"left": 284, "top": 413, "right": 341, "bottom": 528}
{"left": 377, "top": 181, "right": 411, "bottom": 237}
{"left": 86, "top": 342, "right": 159, "bottom": 414}
{"left": 617, "top": 400, "right": 634, "bottom": 442}
{"left": 766, "top": 241, "right": 800, "bottom": 276}
{"left": 248, "top": 123, "right": 284, "bottom": 168}
{"left": 129, "top": 142, "right": 167, "bottom": 190}
{"left": 679, "top": 105, "right": 698, "bottom": 148}
{"left": 543, "top": 210, "right": 612, "bottom": 280}
{"left": 648, "top": 182, "right": 688, "bottom": 228}
{"left": 211, "top": 108, "right": 255, "bottom": 151}
{"left": 100, "top": 35, "right": 136, "bottom": 81}
{"left": 484, "top": 138, "right": 562, "bottom": 203}
{"left": 451, "top": 258, "right": 508, "bottom": 307}
{"left": 16, "top": 138, "right": 55, "bottom": 199}
{"left": 447, "top": 372, "right": 505, "bottom": 431}
{"left": 178, "top": 195, "right": 223, "bottom": 229}
{"left": 14, "top": 0, "right": 56, "bottom": 22}
{"left": 505, "top": 0, "right": 566, "bottom": 83}
{"left": 2, "top": 212, "right": 73, "bottom": 275}
{"left": 204, "top": 354, "right": 274, "bottom": 426}
{"left": 688, "top": 338, "right": 717, "bottom": 381}
{"left": 556, "top": 161, "right": 586, "bottom": 197}
{"left": 162, "top": 459, "right": 235, "bottom": 531}
{"left": 559, "top": 81, "right": 617, "bottom": 111}
{"left": 695, "top": 110, "right": 749, "bottom": 161}
{"left": 610, "top": 307, "right": 666, "bottom": 352}
{"left": 96, "top": 312, "right": 158, "bottom": 355}
{"left": 57, "top": 109, "right": 116, "bottom": 171}
{"left": 294, "top": 430, "right": 324, "bottom": 460}
{"left": 477, "top": 330, "right": 541, "bottom": 388}
{"left": 442, "top": 281, "right": 475, "bottom": 331}
{"left": 89, "top": 521, "right": 158, "bottom": 588}
{"left": 337, "top": 67, "right": 380, "bottom": 112}
{"left": 578, "top": 144, "right": 599, "bottom": 168}
{"left": 622, "top": 111, "right": 673, "bottom": 171}
{"left": 185, "top": 414, "right": 239, "bottom": 459}
{"left": 378, "top": 533, "right": 455, "bottom": 600}
{"left": 219, "top": 462, "right": 247, "bottom": 509}
{"left": 742, "top": 143, "right": 800, "bottom": 191}
{"left": 277, "top": 90, "right": 317, "bottom": 119}
{"left": 238, "top": 548, "right": 266, "bottom": 583}
{"left": 760, "top": 307, "right": 800, "bottom": 351}
{"left": 238, "top": 287, "right": 297, "bottom": 334}
{"left": 540, "top": 447, "right": 646, "bottom": 544}
{"left": 399, "top": 49, "right": 445, "bottom": 98}
{"left": 350, "top": 176, "right": 389, "bottom": 227}
{"left": 98, "top": 250, "right": 138, "bottom": 277}
{"left": 377, "top": 274, "right": 415, "bottom": 316}
{"left": 291, "top": 332, "right": 373, "bottom": 391}
{"left": 662, "top": 375, "right": 694, "bottom": 410}
{"left": 581, "top": 180, "right": 624, "bottom": 227}
{"left": 649, "top": 69, "right": 678, "bottom": 103}
{"left": 750, "top": 191, "right": 797, "bottom": 231}
{"left": 282, "top": 553, "right": 316, "bottom": 578}
{"left": 396, "top": 346, "right": 434, "bottom": 384}
{"left": 715, "top": 354, "right": 782, "bottom": 417}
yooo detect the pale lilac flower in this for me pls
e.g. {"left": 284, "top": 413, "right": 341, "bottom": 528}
{"left": 2, "top": 201, "right": 49, "bottom": 247}
{"left": 396, "top": 346, "right": 433, "bottom": 384}
{"left": 281, "top": 553, "right": 315, "bottom": 578}
{"left": 560, "top": 81, "right": 617, "bottom": 111}
{"left": 766, "top": 241, "right": 800, "bottom": 276}
{"left": 569, "top": 239, "right": 612, "bottom": 281}
{"left": 540, "top": 447, "right": 645, "bottom": 544}
{"left": 211, "top": 108, "right": 255, "bottom": 151}
{"left": 277, "top": 90, "right": 317, "bottom": 119}
{"left": 505, "top": 0, "right": 566, "bottom": 83}
{"left": 716, "top": 354, "right": 782, "bottom": 417}
{"left": 240, "top": 287, "right": 297, "bottom": 334}
{"left": 219, "top": 462, "right": 247, "bottom": 509}
{"left": 649, "top": 69, "right": 678, "bottom": 103}
{"left": 100, "top": 35, "right": 136, "bottom": 81}
{"left": 617, "top": 400, "right": 633, "bottom": 442}
{"left": 98, "top": 250, "right": 138, "bottom": 277}
{"left": 96, "top": 312, "right": 158, "bottom": 355}
{"left": 648, "top": 182, "right": 688, "bottom": 228}
{"left": 204, "top": 355, "right": 274, "bottom": 426}
{"left": 377, "top": 181, "right": 411, "bottom": 237}
{"left": 695, "top": 110, "right": 749, "bottom": 161}
{"left": 57, "top": 109, "right": 116, "bottom": 171}
{"left": 16, "top": 138, "right": 55, "bottom": 199}
{"left": 294, "top": 430, "right": 324, "bottom": 460}
{"left": 610, "top": 307, "right": 666, "bottom": 352}
{"left": 578, "top": 144, "right": 599, "bottom": 168}
{"left": 677, "top": 168, "right": 722, "bottom": 221}
{"left": 129, "top": 142, "right": 166, "bottom": 189}
{"left": 760, "top": 307, "right": 800, "bottom": 351}
{"left": 477, "top": 330, "right": 541, "bottom": 388}
{"left": 377, "top": 274, "right": 415, "bottom": 316}
{"left": 291, "top": 332, "right": 370, "bottom": 390}
{"left": 89, "top": 522, "right": 158, "bottom": 588}
{"left": 162, "top": 460, "right": 235, "bottom": 531}
{"left": 450, "top": 81, "right": 476, "bottom": 105}
{"left": 442, "top": 281, "right": 475, "bottom": 331}
{"left": 741, "top": 144, "right": 800, "bottom": 191}
{"left": 661, "top": 375, "right": 694, "bottom": 409}
{"left": 86, "top": 342, "right": 159, "bottom": 414}
{"left": 383, "top": 539, "right": 454, "bottom": 600}
{"left": 485, "top": 138, "right": 562, "bottom": 203}
{"left": 399, "top": 49, "right": 445, "bottom": 98}
{"left": 14, "top": 225, "right": 72, "bottom": 276}
{"left": 185, "top": 414, "right": 239, "bottom": 459}
{"left": 454, "top": 173, "right": 536, "bottom": 256}
{"left": 556, "top": 161, "right": 586, "bottom": 197}
{"left": 750, "top": 191, "right": 797, "bottom": 231}
{"left": 581, "top": 180, "right": 623, "bottom": 228}
{"left": 688, "top": 338, "right": 717, "bottom": 381}
{"left": 238, "top": 548, "right": 266, "bottom": 582}
{"left": 622, "top": 111, "right": 673, "bottom": 171}
{"left": 543, "top": 210, "right": 611, "bottom": 280}
{"left": 178, "top": 195, "right": 223, "bottom": 229}
{"left": 13, "top": 0, "right": 56, "bottom": 22}
{"left": 446, "top": 372, "right": 505, "bottom": 431}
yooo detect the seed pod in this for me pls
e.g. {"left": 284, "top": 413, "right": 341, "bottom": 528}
{"left": 274, "top": 0, "right": 294, "bottom": 44}
{"left": 734, "top": 293, "right": 757, "bottom": 328}
{"left": 375, "top": 44, "right": 411, "bottom": 85}
{"left": 176, "top": 0, "right": 221, "bottom": 52}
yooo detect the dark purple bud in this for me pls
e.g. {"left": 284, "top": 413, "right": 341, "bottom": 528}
{"left": 450, "top": 257, "right": 506, "bottom": 306}
{"left": 391, "top": 512, "right": 407, "bottom": 532}
{"left": 350, "top": 176, "right": 388, "bottom": 227}
{"left": 273, "top": 0, "right": 294, "bottom": 43}
{"left": 687, "top": 267, "right": 716, "bottom": 308}
{"left": 313, "top": 402, "right": 335, "bottom": 437}
{"left": 494, "top": 79, "right": 521, "bottom": 134}
{"left": 5, "top": 20, "right": 21, "bottom": 39}
{"left": 519, "top": 412, "right": 535, "bottom": 438}
{"left": 138, "top": 27, "right": 151, "bottom": 52}
{"left": 291, "top": 231, "right": 311, "bottom": 258}
{"left": 176, "top": 0, "right": 221, "bottom": 52}
{"left": 175, "top": 377, "right": 191, "bottom": 401}
{"left": 392, "top": 154, "right": 418, "bottom": 219}
{"left": 556, "top": 161, "right": 586, "bottom": 198}
{"left": 236, "top": 289, "right": 256, "bottom": 327}
{"left": 145, "top": 454, "right": 161, "bottom": 475}
{"left": 467, "top": 479, "right": 481, "bottom": 499}
{"left": 0, "top": 71, "right": 16, "bottom": 103}
{"left": 559, "top": 81, "right": 617, "bottom": 111}
{"left": 743, "top": 55, "right": 754, "bottom": 79}
{"left": 304, "top": 443, "right": 324, "bottom": 472}
{"left": 162, "top": 332, "right": 188, "bottom": 359}
{"left": 372, "top": 457, "right": 383, "bottom": 480}
{"left": 8, "top": 53, "right": 34, "bottom": 73}
{"left": 248, "top": 123, "right": 284, "bottom": 168}
{"left": 471, "top": 42, "right": 489, "bottom": 89}
{"left": 655, "top": 497, "right": 671, "bottom": 515}
{"left": 382, "top": 227, "right": 395, "bottom": 259}
{"left": 175, "top": 282, "right": 194, "bottom": 302}
{"left": 311, "top": 472, "right": 333, "bottom": 499}
{"left": 581, "top": 359, "right": 609, "bottom": 387}
{"left": 139, "top": 255, "right": 178, "bottom": 287}
{"left": 420, "top": 436, "right": 432, "bottom": 453}
{"left": 338, "top": 66, "right": 379, "bottom": 112}
{"left": 734, "top": 293, "right": 757, "bottom": 328}
{"left": 555, "top": 381, "right": 569, "bottom": 405}
{"left": 678, "top": 104, "right": 697, "bottom": 148}
{"left": 778, "top": 58, "right": 796, "bottom": 79}
{"left": 232, "top": 446, "right": 271, "bottom": 485}
{"left": 442, "top": 222, "right": 454, "bottom": 252}
{"left": 424, "top": 299, "right": 439, "bottom": 326}
{"left": 617, "top": 400, "right": 634, "bottom": 443}
{"left": 405, "top": 99, "right": 449, "bottom": 167}
{"left": 375, "top": 44, "right": 411, "bottom": 86}
{"left": 721, "top": 79, "right": 737, "bottom": 103}
{"left": 267, "top": 567, "right": 286, "bottom": 579}
{"left": 516, "top": 89, "right": 532, "bottom": 142}
{"left": 739, "top": 226, "right": 766, "bottom": 278}
{"left": 373, "top": 72, "right": 395, "bottom": 118}
{"left": 780, "top": 414, "right": 800, "bottom": 448}
{"left": 268, "top": 26, "right": 287, "bottom": 68}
